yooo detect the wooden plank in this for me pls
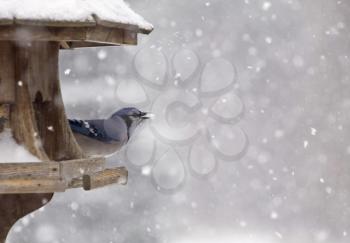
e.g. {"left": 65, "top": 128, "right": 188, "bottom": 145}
{"left": 59, "top": 157, "right": 106, "bottom": 180}
{"left": 0, "top": 193, "right": 53, "bottom": 242}
{"left": 14, "top": 19, "right": 96, "bottom": 28}
{"left": 67, "top": 41, "right": 116, "bottom": 49}
{"left": 0, "top": 14, "right": 152, "bottom": 34}
{"left": 27, "top": 42, "right": 55, "bottom": 102}
{"left": 0, "top": 179, "right": 66, "bottom": 194}
{"left": 0, "top": 26, "right": 85, "bottom": 42}
{"left": 10, "top": 45, "right": 49, "bottom": 160}
{"left": 68, "top": 177, "right": 83, "bottom": 189}
{"left": 86, "top": 26, "right": 125, "bottom": 45}
{"left": 0, "top": 163, "right": 127, "bottom": 193}
{"left": 0, "top": 18, "right": 14, "bottom": 26}
{"left": 0, "top": 26, "right": 138, "bottom": 46}
{"left": 83, "top": 167, "right": 128, "bottom": 190}
{"left": 0, "top": 162, "right": 59, "bottom": 180}
{"left": 0, "top": 157, "right": 104, "bottom": 181}
{"left": 31, "top": 42, "right": 85, "bottom": 160}
{"left": 0, "top": 41, "right": 15, "bottom": 104}
{"left": 124, "top": 31, "right": 138, "bottom": 45}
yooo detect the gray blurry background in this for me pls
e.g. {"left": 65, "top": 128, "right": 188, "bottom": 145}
{"left": 7, "top": 0, "right": 350, "bottom": 242}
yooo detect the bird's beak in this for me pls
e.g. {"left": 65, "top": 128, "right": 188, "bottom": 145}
{"left": 140, "top": 112, "right": 154, "bottom": 120}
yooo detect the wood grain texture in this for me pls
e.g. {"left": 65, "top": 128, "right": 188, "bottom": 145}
{"left": 59, "top": 157, "right": 105, "bottom": 180}
{"left": 0, "top": 26, "right": 138, "bottom": 46}
{"left": 10, "top": 45, "right": 49, "bottom": 161}
{"left": 0, "top": 41, "right": 84, "bottom": 243}
{"left": 0, "top": 179, "right": 66, "bottom": 194}
{"left": 0, "top": 41, "right": 15, "bottom": 103}
{"left": 0, "top": 162, "right": 60, "bottom": 180}
{"left": 0, "top": 19, "right": 13, "bottom": 26}
{"left": 31, "top": 42, "right": 85, "bottom": 161}
{"left": 83, "top": 167, "right": 128, "bottom": 190}
{"left": 68, "top": 177, "right": 83, "bottom": 189}
{"left": 0, "top": 193, "right": 51, "bottom": 241}
{"left": 0, "top": 158, "right": 121, "bottom": 193}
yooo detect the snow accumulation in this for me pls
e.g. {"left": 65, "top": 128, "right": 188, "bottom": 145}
{"left": 0, "top": 129, "right": 41, "bottom": 163}
{"left": 0, "top": 0, "right": 153, "bottom": 33}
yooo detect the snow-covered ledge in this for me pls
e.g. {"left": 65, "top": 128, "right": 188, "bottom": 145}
{"left": 0, "top": 0, "right": 153, "bottom": 47}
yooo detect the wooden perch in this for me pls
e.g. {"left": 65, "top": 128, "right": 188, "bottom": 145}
{"left": 0, "top": 179, "right": 66, "bottom": 194}
{"left": 0, "top": 162, "right": 60, "bottom": 180}
{"left": 59, "top": 157, "right": 105, "bottom": 180}
{"left": 83, "top": 167, "right": 128, "bottom": 190}
{"left": 0, "top": 158, "right": 127, "bottom": 194}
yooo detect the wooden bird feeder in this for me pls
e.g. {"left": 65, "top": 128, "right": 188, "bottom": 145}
{"left": 0, "top": 1, "right": 152, "bottom": 241}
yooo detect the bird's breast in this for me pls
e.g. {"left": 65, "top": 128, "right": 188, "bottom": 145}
{"left": 73, "top": 132, "right": 124, "bottom": 157}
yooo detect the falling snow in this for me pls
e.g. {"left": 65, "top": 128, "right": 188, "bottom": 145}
{"left": 6, "top": 0, "right": 350, "bottom": 243}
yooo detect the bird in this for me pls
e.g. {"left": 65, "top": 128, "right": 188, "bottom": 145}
{"left": 68, "top": 107, "right": 151, "bottom": 157}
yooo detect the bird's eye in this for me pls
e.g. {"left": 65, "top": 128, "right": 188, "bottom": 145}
{"left": 130, "top": 113, "right": 139, "bottom": 118}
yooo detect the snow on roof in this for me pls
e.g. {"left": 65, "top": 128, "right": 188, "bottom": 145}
{"left": 0, "top": 0, "right": 153, "bottom": 34}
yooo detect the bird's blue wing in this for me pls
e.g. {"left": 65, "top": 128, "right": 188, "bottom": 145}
{"left": 69, "top": 118, "right": 128, "bottom": 143}
{"left": 68, "top": 119, "right": 111, "bottom": 142}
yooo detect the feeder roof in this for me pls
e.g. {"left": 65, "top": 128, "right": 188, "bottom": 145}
{"left": 0, "top": 0, "right": 153, "bottom": 47}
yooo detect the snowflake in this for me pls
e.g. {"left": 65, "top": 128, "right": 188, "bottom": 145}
{"left": 115, "top": 47, "right": 248, "bottom": 193}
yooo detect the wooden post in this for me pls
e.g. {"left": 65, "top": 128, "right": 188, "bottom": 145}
{"left": 0, "top": 41, "right": 84, "bottom": 243}
{"left": 0, "top": 42, "right": 15, "bottom": 104}
{"left": 83, "top": 168, "right": 128, "bottom": 190}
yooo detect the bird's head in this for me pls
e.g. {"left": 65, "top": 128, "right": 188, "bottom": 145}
{"left": 111, "top": 107, "right": 151, "bottom": 137}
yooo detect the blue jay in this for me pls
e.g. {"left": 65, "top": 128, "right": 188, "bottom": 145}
{"left": 69, "top": 107, "right": 150, "bottom": 157}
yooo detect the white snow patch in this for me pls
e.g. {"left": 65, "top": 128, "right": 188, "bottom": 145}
{"left": 311, "top": 127, "right": 317, "bottom": 136}
{"left": 265, "top": 36, "right": 272, "bottom": 44}
{"left": 270, "top": 211, "right": 279, "bottom": 219}
{"left": 275, "top": 232, "right": 283, "bottom": 239}
{"left": 0, "top": 129, "right": 41, "bottom": 163}
{"left": 64, "top": 68, "right": 71, "bottom": 75}
{"left": 262, "top": 2, "right": 272, "bottom": 11}
{"left": 70, "top": 202, "right": 79, "bottom": 211}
